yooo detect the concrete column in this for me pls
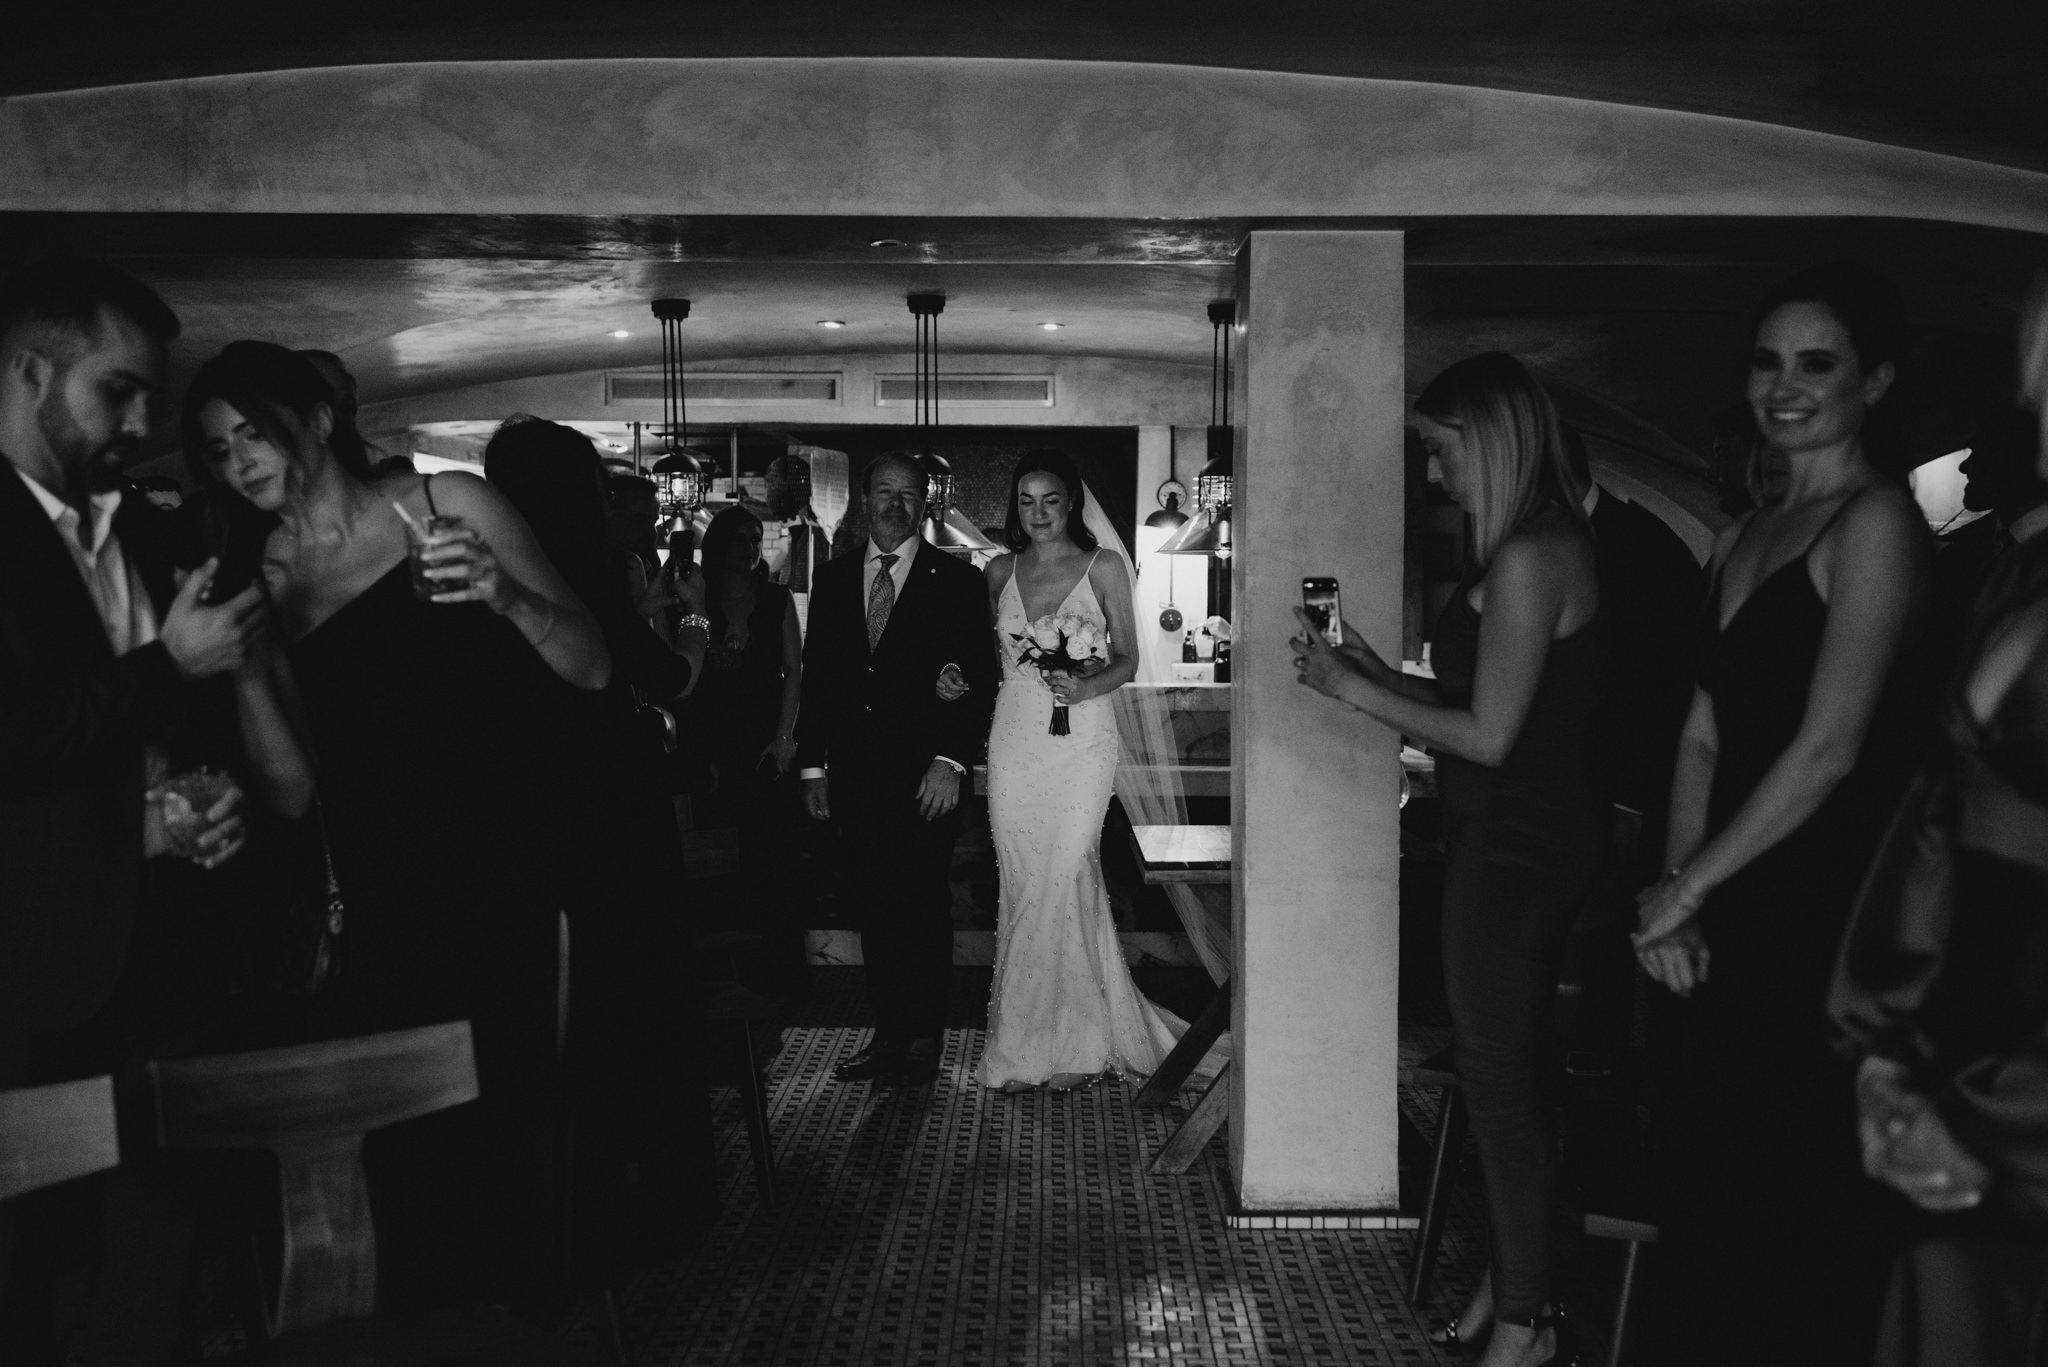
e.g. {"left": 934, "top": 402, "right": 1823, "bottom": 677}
{"left": 1231, "top": 231, "right": 1405, "bottom": 1211}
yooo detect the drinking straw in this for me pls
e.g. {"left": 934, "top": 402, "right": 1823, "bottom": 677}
{"left": 391, "top": 500, "right": 425, "bottom": 537}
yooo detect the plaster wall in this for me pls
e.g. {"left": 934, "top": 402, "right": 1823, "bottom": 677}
{"left": 3, "top": 59, "right": 2044, "bottom": 228}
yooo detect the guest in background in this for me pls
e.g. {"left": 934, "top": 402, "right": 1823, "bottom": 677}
{"left": 685, "top": 503, "right": 807, "bottom": 999}
{"left": 483, "top": 415, "right": 716, "bottom": 1279}
{"left": 1557, "top": 427, "right": 1706, "bottom": 1055}
{"left": 1634, "top": 265, "right": 1932, "bottom": 1366}
{"left": 1830, "top": 279, "right": 2048, "bottom": 1367}
{"left": 297, "top": 348, "right": 413, "bottom": 478}
{"left": 607, "top": 471, "right": 664, "bottom": 579}
{"left": 1928, "top": 407, "right": 2045, "bottom": 685}
{"left": 0, "top": 259, "right": 261, "bottom": 1365}
{"left": 1293, "top": 352, "right": 1604, "bottom": 1367}
{"left": 188, "top": 342, "right": 610, "bottom": 1315}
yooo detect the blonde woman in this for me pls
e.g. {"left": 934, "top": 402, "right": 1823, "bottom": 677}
{"left": 1292, "top": 352, "right": 1603, "bottom": 1367}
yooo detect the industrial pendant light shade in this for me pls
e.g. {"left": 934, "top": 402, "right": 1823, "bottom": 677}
{"left": 651, "top": 297, "right": 714, "bottom": 518}
{"left": 906, "top": 293, "right": 1000, "bottom": 555}
{"left": 1160, "top": 300, "right": 1236, "bottom": 557}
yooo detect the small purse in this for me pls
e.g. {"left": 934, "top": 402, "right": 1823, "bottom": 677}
{"left": 298, "top": 807, "right": 345, "bottom": 998}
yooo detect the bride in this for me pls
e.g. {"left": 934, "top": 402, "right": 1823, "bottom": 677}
{"left": 966, "top": 449, "right": 1186, "bottom": 1091}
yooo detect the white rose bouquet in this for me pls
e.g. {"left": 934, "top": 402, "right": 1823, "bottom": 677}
{"left": 1010, "top": 611, "right": 1110, "bottom": 736}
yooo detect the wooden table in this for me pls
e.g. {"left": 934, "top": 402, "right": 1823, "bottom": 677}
{"left": 1128, "top": 824, "right": 1232, "bottom": 883}
{"left": 1127, "top": 823, "right": 1235, "bottom": 1173}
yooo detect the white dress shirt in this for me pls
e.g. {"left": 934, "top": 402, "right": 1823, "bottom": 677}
{"left": 801, "top": 533, "right": 965, "bottom": 780}
{"left": 14, "top": 466, "right": 171, "bottom": 814}
{"left": 14, "top": 466, "right": 159, "bottom": 656}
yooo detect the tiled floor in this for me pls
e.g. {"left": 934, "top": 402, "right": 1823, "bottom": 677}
{"left": 582, "top": 969, "right": 1505, "bottom": 1367}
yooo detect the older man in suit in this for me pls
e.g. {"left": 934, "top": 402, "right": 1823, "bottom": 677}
{"left": 0, "top": 259, "right": 263, "bottom": 1364}
{"left": 797, "top": 453, "right": 996, "bottom": 1085}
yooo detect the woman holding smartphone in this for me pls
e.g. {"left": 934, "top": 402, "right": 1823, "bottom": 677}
{"left": 1292, "top": 352, "right": 1603, "bottom": 1367}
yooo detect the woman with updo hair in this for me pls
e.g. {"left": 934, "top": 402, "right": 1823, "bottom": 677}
{"left": 185, "top": 340, "right": 610, "bottom": 1314}
{"left": 1635, "top": 265, "right": 1932, "bottom": 1366}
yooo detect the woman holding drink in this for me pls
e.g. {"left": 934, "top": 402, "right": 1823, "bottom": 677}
{"left": 183, "top": 341, "right": 610, "bottom": 1313}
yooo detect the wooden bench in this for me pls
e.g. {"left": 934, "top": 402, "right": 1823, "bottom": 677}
{"left": 0, "top": 1075, "right": 119, "bottom": 1203}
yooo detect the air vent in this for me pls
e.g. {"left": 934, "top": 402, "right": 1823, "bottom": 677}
{"left": 874, "top": 374, "right": 1055, "bottom": 408}
{"left": 606, "top": 371, "right": 841, "bottom": 405}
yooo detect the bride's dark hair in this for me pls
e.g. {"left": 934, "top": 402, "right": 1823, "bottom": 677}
{"left": 1003, "top": 448, "right": 1097, "bottom": 553}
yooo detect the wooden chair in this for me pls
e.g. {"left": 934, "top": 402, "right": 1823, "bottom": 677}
{"left": 0, "top": 1075, "right": 119, "bottom": 1202}
{"left": 1583, "top": 1212, "right": 1658, "bottom": 1367}
{"left": 1399, "top": 1045, "right": 1464, "bottom": 1304}
{"left": 146, "top": 1022, "right": 597, "bottom": 1364}
{"left": 699, "top": 981, "right": 778, "bottom": 1210}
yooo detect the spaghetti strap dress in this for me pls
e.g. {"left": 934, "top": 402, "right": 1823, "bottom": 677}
{"left": 1430, "top": 561, "right": 1608, "bottom": 1325}
{"left": 286, "top": 477, "right": 595, "bottom": 1310}
{"left": 1649, "top": 511, "right": 1925, "bottom": 1366}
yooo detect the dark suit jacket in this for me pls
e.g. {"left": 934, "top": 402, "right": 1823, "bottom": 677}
{"left": 0, "top": 465, "right": 194, "bottom": 1082}
{"left": 795, "top": 539, "right": 996, "bottom": 800}
{"left": 1591, "top": 490, "right": 1707, "bottom": 839}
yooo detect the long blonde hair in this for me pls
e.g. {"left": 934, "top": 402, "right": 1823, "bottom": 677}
{"left": 1414, "top": 352, "right": 1579, "bottom": 566}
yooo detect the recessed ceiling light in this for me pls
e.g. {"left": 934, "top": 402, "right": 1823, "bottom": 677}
{"left": 817, "top": 320, "right": 847, "bottom": 329}
{"left": 868, "top": 238, "right": 908, "bottom": 248}
{"left": 1038, "top": 322, "right": 1064, "bottom": 331}
{"left": 609, "top": 329, "right": 631, "bottom": 339}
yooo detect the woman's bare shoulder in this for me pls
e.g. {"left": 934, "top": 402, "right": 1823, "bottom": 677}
{"left": 987, "top": 552, "right": 1017, "bottom": 587}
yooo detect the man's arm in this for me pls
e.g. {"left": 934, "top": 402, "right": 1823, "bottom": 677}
{"left": 0, "top": 639, "right": 189, "bottom": 792}
{"left": 935, "top": 560, "right": 998, "bottom": 769}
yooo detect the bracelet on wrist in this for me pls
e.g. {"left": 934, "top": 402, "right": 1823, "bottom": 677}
{"left": 677, "top": 613, "right": 711, "bottom": 635}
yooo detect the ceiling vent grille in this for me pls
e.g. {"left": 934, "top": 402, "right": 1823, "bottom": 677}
{"left": 874, "top": 374, "right": 1055, "bottom": 408}
{"left": 606, "top": 371, "right": 841, "bottom": 405}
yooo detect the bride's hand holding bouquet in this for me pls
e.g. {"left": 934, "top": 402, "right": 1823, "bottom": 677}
{"left": 1012, "top": 612, "right": 1110, "bottom": 735}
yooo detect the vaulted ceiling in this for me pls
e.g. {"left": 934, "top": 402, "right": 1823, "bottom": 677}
{"left": 6, "top": 5, "right": 2044, "bottom": 496}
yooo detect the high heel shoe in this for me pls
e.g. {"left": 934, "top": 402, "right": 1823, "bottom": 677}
{"left": 1425, "top": 1317, "right": 1490, "bottom": 1354}
{"left": 1490, "top": 1306, "right": 1575, "bottom": 1367}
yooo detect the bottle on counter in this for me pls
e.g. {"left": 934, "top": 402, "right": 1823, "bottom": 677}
{"left": 1214, "top": 639, "right": 1231, "bottom": 684}
{"left": 1182, "top": 630, "right": 1197, "bottom": 663}
{"left": 1194, "top": 627, "right": 1215, "bottom": 661}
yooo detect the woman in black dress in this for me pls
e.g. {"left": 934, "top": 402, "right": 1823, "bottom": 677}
{"left": 1634, "top": 266, "right": 1931, "bottom": 1365}
{"left": 483, "top": 416, "right": 719, "bottom": 1278}
{"left": 684, "top": 504, "right": 806, "bottom": 997}
{"left": 1828, "top": 288, "right": 2048, "bottom": 1367}
{"left": 184, "top": 343, "right": 612, "bottom": 1312}
{"left": 1293, "top": 352, "right": 1604, "bottom": 1367}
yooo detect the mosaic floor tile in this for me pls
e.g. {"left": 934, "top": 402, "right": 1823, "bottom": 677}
{"left": 577, "top": 971, "right": 1518, "bottom": 1367}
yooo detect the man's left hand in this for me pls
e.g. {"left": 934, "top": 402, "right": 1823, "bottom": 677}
{"left": 144, "top": 780, "right": 249, "bottom": 870}
{"left": 917, "top": 760, "right": 962, "bottom": 821}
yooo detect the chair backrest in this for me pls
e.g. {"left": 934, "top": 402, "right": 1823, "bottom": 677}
{"left": 146, "top": 1022, "right": 478, "bottom": 1337}
{"left": 149, "top": 1021, "right": 478, "bottom": 1152}
{"left": 0, "top": 1075, "right": 118, "bottom": 1202}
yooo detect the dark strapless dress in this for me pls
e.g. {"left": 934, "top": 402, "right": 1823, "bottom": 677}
{"left": 289, "top": 559, "right": 595, "bottom": 1309}
{"left": 1650, "top": 545, "right": 1923, "bottom": 1366}
{"left": 1430, "top": 569, "right": 1608, "bottom": 1323}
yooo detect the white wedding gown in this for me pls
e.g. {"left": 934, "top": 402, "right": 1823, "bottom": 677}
{"left": 977, "top": 559, "right": 1186, "bottom": 1088}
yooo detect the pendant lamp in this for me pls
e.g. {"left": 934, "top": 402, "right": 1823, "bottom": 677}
{"left": 1159, "top": 299, "right": 1237, "bottom": 557}
{"left": 907, "top": 292, "right": 1002, "bottom": 555}
{"left": 650, "top": 297, "right": 714, "bottom": 523}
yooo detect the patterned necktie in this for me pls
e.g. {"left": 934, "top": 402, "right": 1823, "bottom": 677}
{"left": 867, "top": 553, "right": 899, "bottom": 650}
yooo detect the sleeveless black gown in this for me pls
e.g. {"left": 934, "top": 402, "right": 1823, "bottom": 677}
{"left": 1650, "top": 538, "right": 1922, "bottom": 1365}
{"left": 1432, "top": 565, "right": 1608, "bottom": 1324}
{"left": 289, "top": 558, "right": 595, "bottom": 1310}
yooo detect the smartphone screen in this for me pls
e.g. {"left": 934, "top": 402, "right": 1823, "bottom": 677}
{"left": 1302, "top": 577, "right": 1343, "bottom": 648}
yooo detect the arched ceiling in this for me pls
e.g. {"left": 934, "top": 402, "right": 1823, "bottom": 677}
{"left": 5, "top": 1, "right": 2046, "bottom": 173}
{"left": 5, "top": 28, "right": 2043, "bottom": 496}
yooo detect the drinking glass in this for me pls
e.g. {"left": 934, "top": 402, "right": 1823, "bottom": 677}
{"left": 405, "top": 515, "right": 465, "bottom": 601}
{"left": 155, "top": 768, "right": 239, "bottom": 860}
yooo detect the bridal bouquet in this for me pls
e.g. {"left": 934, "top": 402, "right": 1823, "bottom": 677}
{"left": 1011, "top": 612, "right": 1109, "bottom": 736}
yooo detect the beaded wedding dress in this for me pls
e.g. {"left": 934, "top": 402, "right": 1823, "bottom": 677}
{"left": 976, "top": 556, "right": 1186, "bottom": 1088}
